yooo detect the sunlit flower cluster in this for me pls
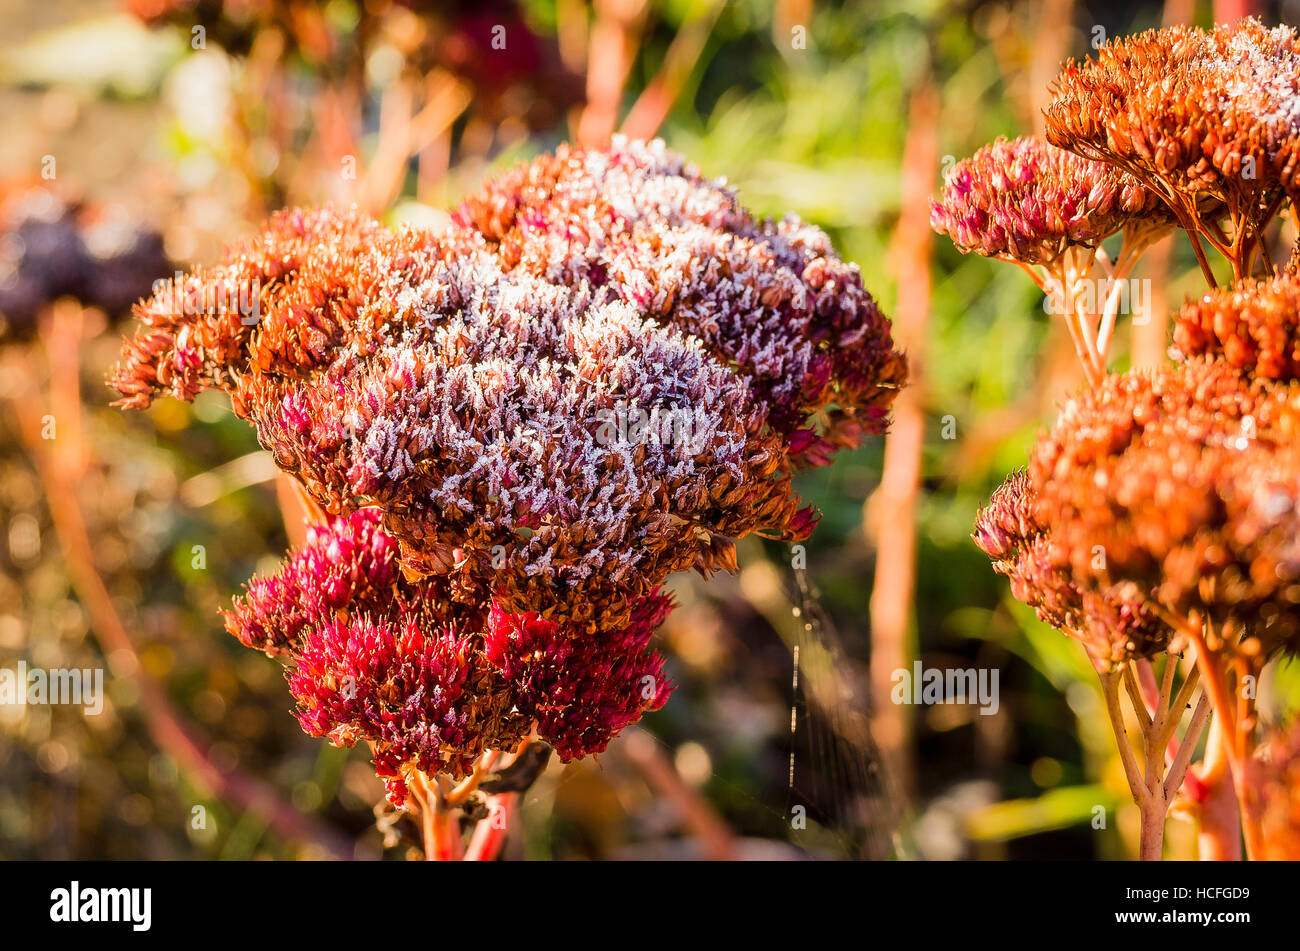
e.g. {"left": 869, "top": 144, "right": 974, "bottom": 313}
{"left": 114, "top": 139, "right": 900, "bottom": 794}
{"left": 1030, "top": 358, "right": 1300, "bottom": 656}
{"left": 973, "top": 470, "right": 1170, "bottom": 668}
{"left": 947, "top": 15, "right": 1300, "bottom": 862}
{"left": 1046, "top": 20, "right": 1300, "bottom": 193}
{"left": 1174, "top": 271, "right": 1300, "bottom": 380}
{"left": 960, "top": 20, "right": 1300, "bottom": 667}
{"left": 226, "top": 509, "right": 673, "bottom": 804}
{"left": 1045, "top": 19, "right": 1300, "bottom": 265}
{"left": 929, "top": 136, "right": 1167, "bottom": 266}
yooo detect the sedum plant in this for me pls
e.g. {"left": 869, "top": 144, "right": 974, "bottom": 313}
{"left": 935, "top": 18, "right": 1300, "bottom": 860}
{"left": 110, "top": 137, "right": 906, "bottom": 858}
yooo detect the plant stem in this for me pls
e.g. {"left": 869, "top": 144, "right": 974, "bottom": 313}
{"left": 1193, "top": 715, "right": 1242, "bottom": 860}
{"left": 1123, "top": 663, "right": 1153, "bottom": 735}
{"left": 1159, "top": 610, "right": 1265, "bottom": 859}
{"left": 1100, "top": 667, "right": 1175, "bottom": 860}
{"left": 407, "top": 770, "right": 462, "bottom": 861}
{"left": 866, "top": 78, "right": 939, "bottom": 805}
{"left": 1138, "top": 794, "right": 1166, "bottom": 861}
{"left": 1164, "top": 691, "right": 1210, "bottom": 801}
{"left": 1169, "top": 199, "right": 1220, "bottom": 287}
{"left": 1099, "top": 670, "right": 1148, "bottom": 809}
{"left": 464, "top": 793, "right": 515, "bottom": 861}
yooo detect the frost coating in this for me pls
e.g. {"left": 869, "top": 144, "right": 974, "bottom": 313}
{"left": 111, "top": 139, "right": 904, "bottom": 633}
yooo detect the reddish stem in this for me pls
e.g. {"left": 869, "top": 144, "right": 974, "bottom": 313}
{"left": 464, "top": 794, "right": 515, "bottom": 861}
{"left": 866, "top": 79, "right": 940, "bottom": 804}
{"left": 1193, "top": 717, "right": 1243, "bottom": 861}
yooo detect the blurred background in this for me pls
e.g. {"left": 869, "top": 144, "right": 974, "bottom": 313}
{"left": 4, "top": 0, "right": 1300, "bottom": 860}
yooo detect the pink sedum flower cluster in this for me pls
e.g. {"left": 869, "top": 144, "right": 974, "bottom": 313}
{"left": 227, "top": 509, "right": 673, "bottom": 805}
{"left": 929, "top": 136, "right": 1168, "bottom": 266}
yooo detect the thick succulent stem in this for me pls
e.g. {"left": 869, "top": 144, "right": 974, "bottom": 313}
{"left": 1138, "top": 793, "right": 1167, "bottom": 861}
{"left": 464, "top": 793, "right": 515, "bottom": 861}
{"left": 407, "top": 769, "right": 464, "bottom": 861}
{"left": 1193, "top": 716, "right": 1242, "bottom": 861}
{"left": 1166, "top": 613, "right": 1264, "bottom": 859}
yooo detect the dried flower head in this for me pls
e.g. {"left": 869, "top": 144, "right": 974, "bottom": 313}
{"left": 227, "top": 509, "right": 674, "bottom": 804}
{"left": 112, "top": 140, "right": 903, "bottom": 632}
{"left": 0, "top": 181, "right": 167, "bottom": 339}
{"left": 1045, "top": 20, "right": 1300, "bottom": 228}
{"left": 930, "top": 136, "right": 1167, "bottom": 266}
{"left": 1173, "top": 271, "right": 1300, "bottom": 381}
{"left": 974, "top": 469, "right": 1170, "bottom": 668}
{"left": 453, "top": 137, "right": 906, "bottom": 451}
{"left": 1029, "top": 358, "right": 1300, "bottom": 654}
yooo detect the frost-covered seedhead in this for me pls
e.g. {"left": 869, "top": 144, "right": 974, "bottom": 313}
{"left": 1029, "top": 359, "right": 1300, "bottom": 653}
{"left": 228, "top": 509, "right": 674, "bottom": 805}
{"left": 453, "top": 137, "right": 907, "bottom": 455}
{"left": 930, "top": 136, "right": 1167, "bottom": 265}
{"left": 1045, "top": 19, "right": 1300, "bottom": 207}
{"left": 111, "top": 140, "right": 902, "bottom": 631}
{"left": 1174, "top": 272, "right": 1300, "bottom": 381}
{"left": 974, "top": 470, "right": 1170, "bottom": 668}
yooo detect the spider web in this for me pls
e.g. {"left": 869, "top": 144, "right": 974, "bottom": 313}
{"left": 511, "top": 567, "right": 901, "bottom": 859}
{"left": 785, "top": 567, "right": 900, "bottom": 859}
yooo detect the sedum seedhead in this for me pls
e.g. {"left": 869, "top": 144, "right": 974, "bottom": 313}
{"left": 973, "top": 469, "right": 1170, "bottom": 668}
{"left": 1029, "top": 359, "right": 1300, "bottom": 654}
{"left": 930, "top": 136, "right": 1167, "bottom": 266}
{"left": 228, "top": 509, "right": 674, "bottom": 804}
{"left": 111, "top": 139, "right": 904, "bottom": 634}
{"left": 1045, "top": 19, "right": 1300, "bottom": 211}
{"left": 117, "top": 141, "right": 902, "bottom": 796}
{"left": 1174, "top": 271, "right": 1300, "bottom": 382}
